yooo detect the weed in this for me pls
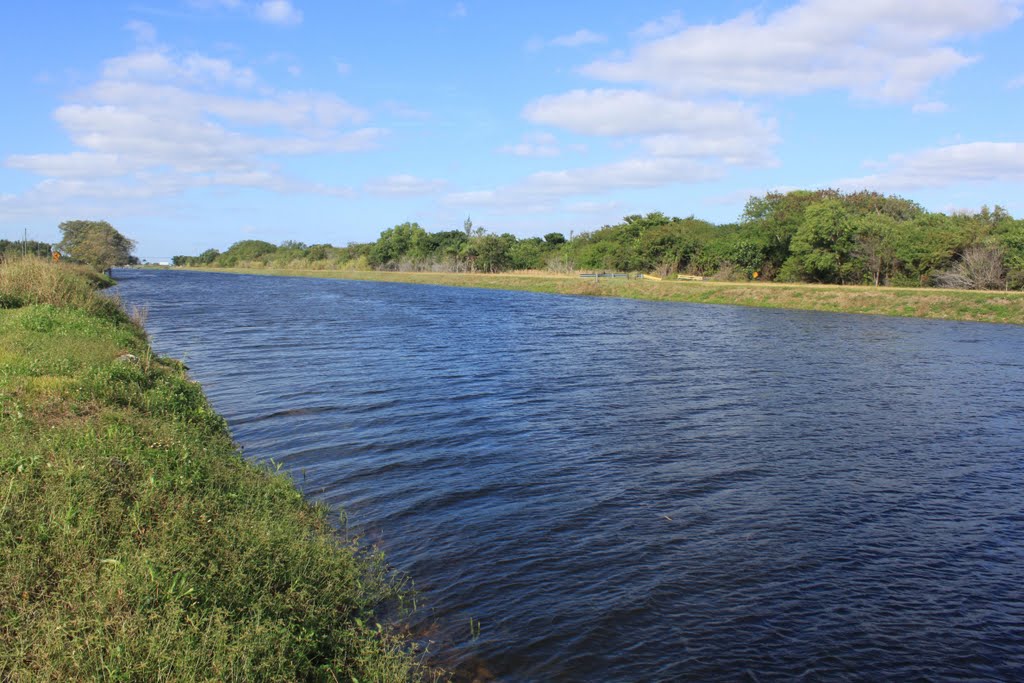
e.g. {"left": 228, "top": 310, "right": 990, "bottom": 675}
{"left": 0, "top": 258, "right": 444, "bottom": 681}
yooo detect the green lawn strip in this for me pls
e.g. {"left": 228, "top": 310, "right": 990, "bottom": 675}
{"left": 1, "top": 260, "right": 439, "bottom": 682}
{"left": 192, "top": 267, "right": 1024, "bottom": 326}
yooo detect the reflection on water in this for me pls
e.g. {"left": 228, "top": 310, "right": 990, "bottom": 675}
{"left": 115, "top": 269, "right": 1024, "bottom": 681}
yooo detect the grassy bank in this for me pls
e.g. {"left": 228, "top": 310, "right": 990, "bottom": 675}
{"left": 191, "top": 267, "right": 1024, "bottom": 326}
{"left": 0, "top": 258, "right": 438, "bottom": 681}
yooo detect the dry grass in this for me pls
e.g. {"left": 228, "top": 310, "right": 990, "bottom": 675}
{"left": 193, "top": 266, "right": 1024, "bottom": 325}
{"left": 0, "top": 256, "right": 119, "bottom": 317}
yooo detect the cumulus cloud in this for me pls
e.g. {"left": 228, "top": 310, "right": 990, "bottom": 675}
{"left": 523, "top": 89, "right": 778, "bottom": 165}
{"left": 837, "top": 142, "right": 1024, "bottom": 190}
{"left": 582, "top": 0, "right": 1021, "bottom": 101}
{"left": 256, "top": 0, "right": 302, "bottom": 25}
{"left": 3, "top": 46, "right": 380, "bottom": 204}
{"left": 364, "top": 175, "right": 448, "bottom": 196}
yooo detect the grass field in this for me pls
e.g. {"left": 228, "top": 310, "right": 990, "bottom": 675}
{"left": 1, "top": 258, "right": 439, "bottom": 682}
{"left": 191, "top": 267, "right": 1024, "bottom": 326}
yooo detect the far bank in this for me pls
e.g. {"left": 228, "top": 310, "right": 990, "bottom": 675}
{"left": 181, "top": 267, "right": 1024, "bottom": 326}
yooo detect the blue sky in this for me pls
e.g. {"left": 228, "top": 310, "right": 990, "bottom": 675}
{"left": 1, "top": 0, "right": 1023, "bottom": 260}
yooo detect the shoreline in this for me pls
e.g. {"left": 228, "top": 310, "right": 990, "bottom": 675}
{"left": 182, "top": 267, "right": 1024, "bottom": 326}
{"left": 0, "top": 258, "right": 438, "bottom": 680}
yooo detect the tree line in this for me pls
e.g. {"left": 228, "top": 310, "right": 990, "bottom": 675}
{"left": 172, "top": 189, "right": 1023, "bottom": 290}
{"left": 1, "top": 220, "right": 138, "bottom": 273}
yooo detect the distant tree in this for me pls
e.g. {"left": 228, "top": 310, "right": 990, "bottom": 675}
{"left": 218, "top": 240, "right": 278, "bottom": 266}
{"left": 783, "top": 199, "right": 858, "bottom": 283}
{"left": 196, "top": 248, "right": 221, "bottom": 265}
{"left": 463, "top": 216, "right": 473, "bottom": 237}
{"left": 0, "top": 239, "right": 52, "bottom": 259}
{"left": 369, "top": 222, "right": 429, "bottom": 268}
{"left": 853, "top": 214, "right": 898, "bottom": 286}
{"left": 57, "top": 220, "right": 136, "bottom": 272}
{"left": 543, "top": 232, "right": 566, "bottom": 246}
{"left": 935, "top": 245, "right": 1006, "bottom": 290}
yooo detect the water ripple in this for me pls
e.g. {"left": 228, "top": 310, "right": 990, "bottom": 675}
{"left": 115, "top": 269, "right": 1024, "bottom": 682}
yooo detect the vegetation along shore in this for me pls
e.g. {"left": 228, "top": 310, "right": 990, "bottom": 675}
{"left": 0, "top": 257, "right": 440, "bottom": 681}
{"left": 183, "top": 267, "right": 1024, "bottom": 326}
{"left": 166, "top": 189, "right": 1024, "bottom": 325}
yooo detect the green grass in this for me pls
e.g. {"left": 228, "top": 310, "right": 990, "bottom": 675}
{"left": 194, "top": 266, "right": 1024, "bottom": 326}
{"left": 1, "top": 258, "right": 441, "bottom": 682}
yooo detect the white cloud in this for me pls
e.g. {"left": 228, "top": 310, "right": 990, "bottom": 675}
{"left": 550, "top": 29, "right": 607, "bottom": 48}
{"left": 582, "top": 0, "right": 1021, "bottom": 101}
{"left": 102, "top": 50, "right": 257, "bottom": 87}
{"left": 524, "top": 89, "right": 770, "bottom": 137}
{"left": 912, "top": 101, "right": 949, "bottom": 113}
{"left": 257, "top": 0, "right": 302, "bottom": 25}
{"left": 630, "top": 12, "right": 685, "bottom": 39}
{"left": 498, "top": 132, "right": 562, "bottom": 157}
{"left": 567, "top": 200, "right": 621, "bottom": 213}
{"left": 523, "top": 89, "right": 778, "bottom": 165}
{"left": 838, "top": 142, "right": 1024, "bottom": 190}
{"left": 528, "top": 28, "right": 607, "bottom": 52}
{"left": 3, "top": 47, "right": 380, "bottom": 205}
{"left": 451, "top": 2, "right": 467, "bottom": 18}
{"left": 445, "top": 156, "right": 720, "bottom": 210}
{"left": 125, "top": 20, "right": 157, "bottom": 45}
{"left": 364, "top": 175, "right": 448, "bottom": 196}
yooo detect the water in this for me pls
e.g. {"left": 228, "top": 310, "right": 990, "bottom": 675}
{"left": 114, "top": 269, "right": 1024, "bottom": 681}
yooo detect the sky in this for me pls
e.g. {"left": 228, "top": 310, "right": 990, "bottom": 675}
{"left": 1, "top": 1, "right": 1023, "bottom": 261}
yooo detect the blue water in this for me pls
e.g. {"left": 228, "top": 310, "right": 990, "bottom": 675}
{"left": 114, "top": 269, "right": 1024, "bottom": 681}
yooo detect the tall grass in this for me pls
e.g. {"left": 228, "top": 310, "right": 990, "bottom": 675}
{"left": 0, "top": 256, "right": 120, "bottom": 319}
{"left": 0, "top": 258, "right": 441, "bottom": 681}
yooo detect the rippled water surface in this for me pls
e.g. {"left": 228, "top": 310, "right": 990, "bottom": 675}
{"left": 115, "top": 269, "right": 1024, "bottom": 681}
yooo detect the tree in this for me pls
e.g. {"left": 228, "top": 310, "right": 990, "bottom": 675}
{"left": 784, "top": 199, "right": 858, "bottom": 283}
{"left": 853, "top": 214, "right": 898, "bottom": 286}
{"left": 57, "top": 220, "right": 136, "bottom": 272}
{"left": 934, "top": 245, "right": 1006, "bottom": 290}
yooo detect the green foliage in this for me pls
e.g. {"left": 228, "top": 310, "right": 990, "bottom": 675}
{"left": 369, "top": 222, "right": 429, "bottom": 268}
{"left": 468, "top": 233, "right": 516, "bottom": 273}
{"left": 786, "top": 199, "right": 859, "bottom": 283}
{"left": 0, "top": 257, "right": 122, "bottom": 319}
{"left": 167, "top": 189, "right": 1024, "bottom": 290}
{"left": 0, "top": 264, "right": 440, "bottom": 681}
{"left": 57, "top": 220, "right": 137, "bottom": 271}
{"left": 221, "top": 240, "right": 279, "bottom": 266}
{"left": 995, "top": 220, "right": 1024, "bottom": 288}
{"left": 0, "top": 238, "right": 52, "bottom": 259}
